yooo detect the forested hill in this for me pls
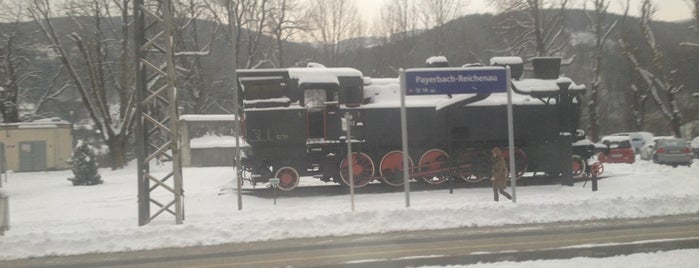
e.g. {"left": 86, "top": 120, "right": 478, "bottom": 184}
{"left": 1, "top": 9, "right": 697, "bottom": 137}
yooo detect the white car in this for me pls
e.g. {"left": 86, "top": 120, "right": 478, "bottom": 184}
{"left": 610, "top": 132, "right": 654, "bottom": 154}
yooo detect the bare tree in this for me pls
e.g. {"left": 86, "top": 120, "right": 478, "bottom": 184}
{"left": 205, "top": 0, "right": 273, "bottom": 69}
{"left": 618, "top": 0, "right": 684, "bottom": 137}
{"left": 585, "top": 0, "right": 616, "bottom": 142}
{"left": 266, "top": 0, "right": 304, "bottom": 67}
{"left": 616, "top": 0, "right": 647, "bottom": 131}
{"left": 378, "top": 0, "right": 419, "bottom": 40}
{"left": 419, "top": 0, "right": 466, "bottom": 55}
{"left": 491, "top": 0, "right": 570, "bottom": 58}
{"left": 245, "top": 0, "right": 272, "bottom": 68}
{"left": 0, "top": 0, "right": 68, "bottom": 122}
{"left": 376, "top": 0, "right": 420, "bottom": 72}
{"left": 173, "top": 0, "right": 225, "bottom": 114}
{"left": 303, "top": 0, "right": 361, "bottom": 66}
{"left": 29, "top": 0, "right": 136, "bottom": 168}
{"left": 0, "top": 22, "right": 25, "bottom": 123}
{"left": 201, "top": 0, "right": 248, "bottom": 115}
{"left": 680, "top": 0, "right": 699, "bottom": 48}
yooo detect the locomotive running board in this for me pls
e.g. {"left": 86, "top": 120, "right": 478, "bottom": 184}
{"left": 435, "top": 92, "right": 491, "bottom": 111}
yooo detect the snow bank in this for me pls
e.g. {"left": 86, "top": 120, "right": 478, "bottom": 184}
{"left": 189, "top": 134, "right": 249, "bottom": 148}
{"left": 0, "top": 158, "right": 697, "bottom": 260}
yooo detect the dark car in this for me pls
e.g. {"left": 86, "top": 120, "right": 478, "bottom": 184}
{"left": 653, "top": 138, "right": 693, "bottom": 167}
{"left": 598, "top": 136, "right": 635, "bottom": 164}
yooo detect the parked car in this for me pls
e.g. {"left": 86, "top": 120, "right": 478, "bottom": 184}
{"left": 640, "top": 136, "right": 675, "bottom": 161}
{"left": 652, "top": 138, "right": 693, "bottom": 167}
{"left": 692, "top": 136, "right": 699, "bottom": 158}
{"left": 598, "top": 136, "right": 635, "bottom": 164}
{"left": 610, "top": 132, "right": 654, "bottom": 154}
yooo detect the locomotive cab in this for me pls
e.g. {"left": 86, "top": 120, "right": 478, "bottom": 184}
{"left": 237, "top": 67, "right": 365, "bottom": 190}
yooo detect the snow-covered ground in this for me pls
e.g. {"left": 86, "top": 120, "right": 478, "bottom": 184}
{"left": 0, "top": 157, "right": 697, "bottom": 264}
{"left": 426, "top": 248, "right": 699, "bottom": 267}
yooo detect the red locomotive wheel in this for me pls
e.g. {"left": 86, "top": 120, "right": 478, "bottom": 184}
{"left": 379, "top": 151, "right": 413, "bottom": 186}
{"left": 274, "top": 166, "right": 300, "bottom": 191}
{"left": 458, "top": 148, "right": 488, "bottom": 182}
{"left": 572, "top": 155, "right": 586, "bottom": 177}
{"left": 591, "top": 162, "right": 604, "bottom": 176}
{"left": 503, "top": 148, "right": 528, "bottom": 179}
{"left": 339, "top": 152, "right": 375, "bottom": 188}
{"left": 419, "top": 149, "right": 450, "bottom": 184}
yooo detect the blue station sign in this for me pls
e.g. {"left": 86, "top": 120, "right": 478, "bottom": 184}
{"left": 404, "top": 67, "right": 509, "bottom": 95}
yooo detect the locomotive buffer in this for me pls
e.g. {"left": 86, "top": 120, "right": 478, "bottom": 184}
{"left": 400, "top": 67, "right": 517, "bottom": 203}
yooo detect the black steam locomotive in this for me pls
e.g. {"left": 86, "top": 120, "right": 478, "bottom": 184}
{"left": 237, "top": 57, "right": 588, "bottom": 191}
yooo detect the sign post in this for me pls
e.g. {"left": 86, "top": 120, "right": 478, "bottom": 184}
{"left": 268, "top": 178, "right": 280, "bottom": 205}
{"left": 402, "top": 67, "right": 516, "bottom": 203}
{"left": 345, "top": 112, "right": 356, "bottom": 212}
{"left": 505, "top": 67, "right": 516, "bottom": 202}
{"left": 399, "top": 69, "right": 410, "bottom": 208}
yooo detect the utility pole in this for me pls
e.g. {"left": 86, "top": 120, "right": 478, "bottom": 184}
{"left": 135, "top": 0, "right": 184, "bottom": 225}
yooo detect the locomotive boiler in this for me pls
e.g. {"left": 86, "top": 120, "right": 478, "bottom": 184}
{"left": 237, "top": 57, "right": 587, "bottom": 191}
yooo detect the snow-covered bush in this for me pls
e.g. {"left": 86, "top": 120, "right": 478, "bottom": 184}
{"left": 67, "top": 140, "right": 102, "bottom": 186}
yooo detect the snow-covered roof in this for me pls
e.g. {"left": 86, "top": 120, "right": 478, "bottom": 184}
{"left": 426, "top": 56, "right": 448, "bottom": 65}
{"left": 601, "top": 135, "right": 631, "bottom": 142}
{"left": 180, "top": 114, "right": 239, "bottom": 121}
{"left": 490, "top": 56, "right": 523, "bottom": 65}
{"left": 556, "top": 76, "right": 573, "bottom": 85}
{"left": 287, "top": 67, "right": 362, "bottom": 85}
{"left": 0, "top": 117, "right": 70, "bottom": 128}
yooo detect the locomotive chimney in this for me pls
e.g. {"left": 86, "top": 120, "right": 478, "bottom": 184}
{"left": 532, "top": 57, "right": 561, "bottom": 79}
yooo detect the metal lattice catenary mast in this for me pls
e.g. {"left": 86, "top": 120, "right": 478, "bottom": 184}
{"left": 134, "top": 0, "right": 184, "bottom": 226}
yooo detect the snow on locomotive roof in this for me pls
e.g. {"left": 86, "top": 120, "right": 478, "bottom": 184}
{"left": 425, "top": 56, "right": 448, "bottom": 65}
{"left": 243, "top": 97, "right": 291, "bottom": 105}
{"left": 180, "top": 114, "right": 239, "bottom": 121}
{"left": 490, "top": 56, "right": 523, "bottom": 65}
{"left": 512, "top": 78, "right": 585, "bottom": 94}
{"left": 287, "top": 67, "right": 363, "bottom": 85}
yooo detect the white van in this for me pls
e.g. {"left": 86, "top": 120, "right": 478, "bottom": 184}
{"left": 610, "top": 132, "right": 654, "bottom": 154}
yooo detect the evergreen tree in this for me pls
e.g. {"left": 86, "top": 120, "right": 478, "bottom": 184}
{"left": 68, "top": 140, "right": 102, "bottom": 186}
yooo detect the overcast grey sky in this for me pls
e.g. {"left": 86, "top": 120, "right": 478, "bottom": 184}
{"left": 355, "top": 0, "right": 694, "bottom": 24}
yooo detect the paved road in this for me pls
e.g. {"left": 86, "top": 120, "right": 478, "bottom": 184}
{"left": 4, "top": 214, "right": 699, "bottom": 268}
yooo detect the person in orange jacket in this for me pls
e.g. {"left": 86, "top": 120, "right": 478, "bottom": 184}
{"left": 491, "top": 147, "right": 512, "bottom": 202}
